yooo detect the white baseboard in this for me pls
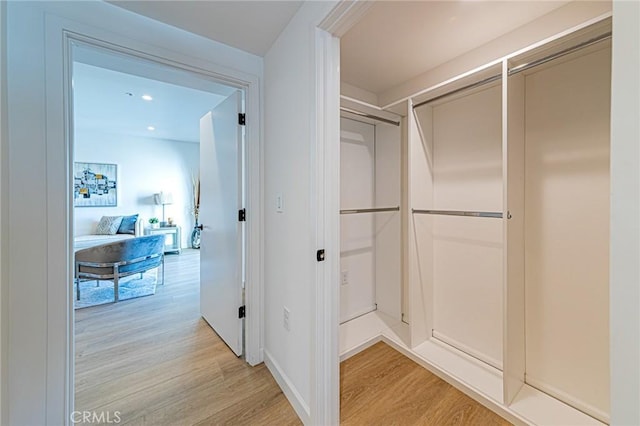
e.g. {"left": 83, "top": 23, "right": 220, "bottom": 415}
{"left": 264, "top": 349, "right": 310, "bottom": 424}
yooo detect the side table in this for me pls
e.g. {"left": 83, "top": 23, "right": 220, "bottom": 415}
{"left": 145, "top": 226, "right": 181, "bottom": 254}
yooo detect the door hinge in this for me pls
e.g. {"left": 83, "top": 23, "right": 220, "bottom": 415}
{"left": 316, "top": 249, "right": 325, "bottom": 262}
{"left": 238, "top": 113, "right": 246, "bottom": 126}
{"left": 238, "top": 208, "right": 246, "bottom": 222}
{"left": 238, "top": 305, "right": 246, "bottom": 318}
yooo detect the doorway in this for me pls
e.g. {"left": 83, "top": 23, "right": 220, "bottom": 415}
{"left": 68, "top": 38, "right": 258, "bottom": 419}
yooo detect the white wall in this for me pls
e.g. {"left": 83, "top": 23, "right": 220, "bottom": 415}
{"left": 429, "top": 85, "right": 504, "bottom": 369}
{"left": 263, "top": 1, "right": 337, "bottom": 423}
{"left": 610, "top": 1, "right": 640, "bottom": 424}
{"left": 340, "top": 118, "right": 376, "bottom": 323}
{"left": 3, "top": 2, "right": 262, "bottom": 424}
{"left": 524, "top": 46, "right": 611, "bottom": 421}
{"left": 74, "top": 130, "right": 198, "bottom": 248}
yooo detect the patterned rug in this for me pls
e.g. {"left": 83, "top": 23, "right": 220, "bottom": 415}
{"left": 74, "top": 270, "right": 158, "bottom": 309}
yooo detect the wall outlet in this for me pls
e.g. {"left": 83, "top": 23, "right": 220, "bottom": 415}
{"left": 283, "top": 306, "right": 291, "bottom": 331}
{"left": 341, "top": 271, "right": 349, "bottom": 286}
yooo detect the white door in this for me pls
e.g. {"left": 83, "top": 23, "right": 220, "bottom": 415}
{"left": 199, "top": 91, "right": 244, "bottom": 356}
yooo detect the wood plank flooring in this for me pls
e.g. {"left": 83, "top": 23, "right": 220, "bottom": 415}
{"left": 75, "top": 249, "right": 300, "bottom": 426}
{"left": 341, "top": 342, "right": 512, "bottom": 426}
{"left": 76, "top": 249, "right": 510, "bottom": 425}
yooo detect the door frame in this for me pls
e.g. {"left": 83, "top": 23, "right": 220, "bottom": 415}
{"left": 311, "top": 2, "right": 373, "bottom": 424}
{"left": 41, "top": 8, "right": 263, "bottom": 423}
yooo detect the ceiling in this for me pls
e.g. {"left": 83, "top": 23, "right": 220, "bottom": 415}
{"left": 341, "top": 1, "right": 570, "bottom": 95}
{"left": 103, "top": 1, "right": 571, "bottom": 102}
{"left": 108, "top": 0, "right": 303, "bottom": 56}
{"left": 73, "top": 61, "right": 227, "bottom": 143}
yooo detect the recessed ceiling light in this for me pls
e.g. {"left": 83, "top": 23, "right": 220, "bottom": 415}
{"left": 147, "top": 126, "right": 155, "bottom": 131}
{"left": 142, "top": 94, "right": 153, "bottom": 101}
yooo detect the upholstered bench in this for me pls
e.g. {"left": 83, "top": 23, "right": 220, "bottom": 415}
{"left": 74, "top": 235, "right": 166, "bottom": 303}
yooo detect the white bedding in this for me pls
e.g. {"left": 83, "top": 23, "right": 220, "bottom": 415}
{"left": 74, "top": 234, "right": 136, "bottom": 251}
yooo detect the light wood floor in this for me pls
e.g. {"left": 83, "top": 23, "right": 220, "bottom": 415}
{"left": 75, "top": 249, "right": 300, "bottom": 426}
{"left": 341, "top": 342, "right": 511, "bottom": 426}
{"left": 76, "top": 250, "right": 510, "bottom": 425}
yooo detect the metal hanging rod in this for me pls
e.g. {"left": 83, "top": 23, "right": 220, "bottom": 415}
{"left": 340, "top": 206, "right": 400, "bottom": 215}
{"left": 412, "top": 74, "right": 502, "bottom": 109}
{"left": 340, "top": 107, "right": 401, "bottom": 127}
{"left": 410, "top": 32, "right": 611, "bottom": 111}
{"left": 412, "top": 209, "right": 503, "bottom": 219}
{"left": 509, "top": 31, "right": 612, "bottom": 76}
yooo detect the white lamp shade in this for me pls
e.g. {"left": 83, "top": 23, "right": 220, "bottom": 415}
{"left": 154, "top": 191, "right": 174, "bottom": 205}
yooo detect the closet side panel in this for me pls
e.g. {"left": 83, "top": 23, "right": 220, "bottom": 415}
{"left": 340, "top": 118, "right": 376, "bottom": 323}
{"left": 401, "top": 117, "right": 410, "bottom": 324}
{"left": 431, "top": 85, "right": 504, "bottom": 368}
{"left": 524, "top": 46, "right": 611, "bottom": 420}
{"left": 375, "top": 124, "right": 401, "bottom": 320}
{"left": 503, "top": 71, "right": 526, "bottom": 404}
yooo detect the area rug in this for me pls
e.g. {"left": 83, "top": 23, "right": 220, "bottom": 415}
{"left": 74, "top": 271, "right": 158, "bottom": 309}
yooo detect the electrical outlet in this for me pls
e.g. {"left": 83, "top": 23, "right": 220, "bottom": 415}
{"left": 276, "top": 193, "right": 284, "bottom": 213}
{"left": 283, "top": 306, "right": 291, "bottom": 331}
{"left": 341, "top": 271, "right": 349, "bottom": 285}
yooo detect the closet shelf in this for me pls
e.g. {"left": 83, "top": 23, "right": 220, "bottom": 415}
{"left": 340, "top": 206, "right": 400, "bottom": 214}
{"left": 508, "top": 31, "right": 611, "bottom": 76}
{"left": 412, "top": 209, "right": 502, "bottom": 219}
{"left": 340, "top": 107, "right": 400, "bottom": 126}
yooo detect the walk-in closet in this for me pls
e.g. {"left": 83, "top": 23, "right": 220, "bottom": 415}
{"left": 338, "top": 2, "right": 612, "bottom": 424}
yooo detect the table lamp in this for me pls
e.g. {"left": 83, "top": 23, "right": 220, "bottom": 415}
{"left": 154, "top": 191, "right": 174, "bottom": 226}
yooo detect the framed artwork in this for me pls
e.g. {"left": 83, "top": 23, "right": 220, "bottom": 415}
{"left": 74, "top": 162, "right": 118, "bottom": 207}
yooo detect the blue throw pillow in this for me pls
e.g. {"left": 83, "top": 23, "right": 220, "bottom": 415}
{"left": 117, "top": 214, "right": 139, "bottom": 235}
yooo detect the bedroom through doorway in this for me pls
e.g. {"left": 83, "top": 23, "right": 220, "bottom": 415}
{"left": 70, "top": 41, "right": 252, "bottom": 420}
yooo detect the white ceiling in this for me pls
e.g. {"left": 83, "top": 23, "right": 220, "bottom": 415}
{"left": 102, "top": 1, "right": 571, "bottom": 103}
{"left": 73, "top": 62, "right": 227, "bottom": 143}
{"left": 108, "top": 0, "right": 303, "bottom": 56}
{"left": 341, "top": 1, "right": 570, "bottom": 95}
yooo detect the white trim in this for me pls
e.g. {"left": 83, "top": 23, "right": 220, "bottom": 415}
{"left": 340, "top": 335, "right": 381, "bottom": 362}
{"left": 525, "top": 376, "right": 609, "bottom": 424}
{"left": 339, "top": 305, "right": 377, "bottom": 325}
{"left": 610, "top": 2, "right": 640, "bottom": 424}
{"left": 312, "top": 27, "right": 341, "bottom": 426}
{"left": 0, "top": 1, "right": 6, "bottom": 423}
{"left": 318, "top": 0, "right": 373, "bottom": 38}
{"left": 432, "top": 330, "right": 502, "bottom": 371}
{"left": 264, "top": 349, "right": 311, "bottom": 424}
